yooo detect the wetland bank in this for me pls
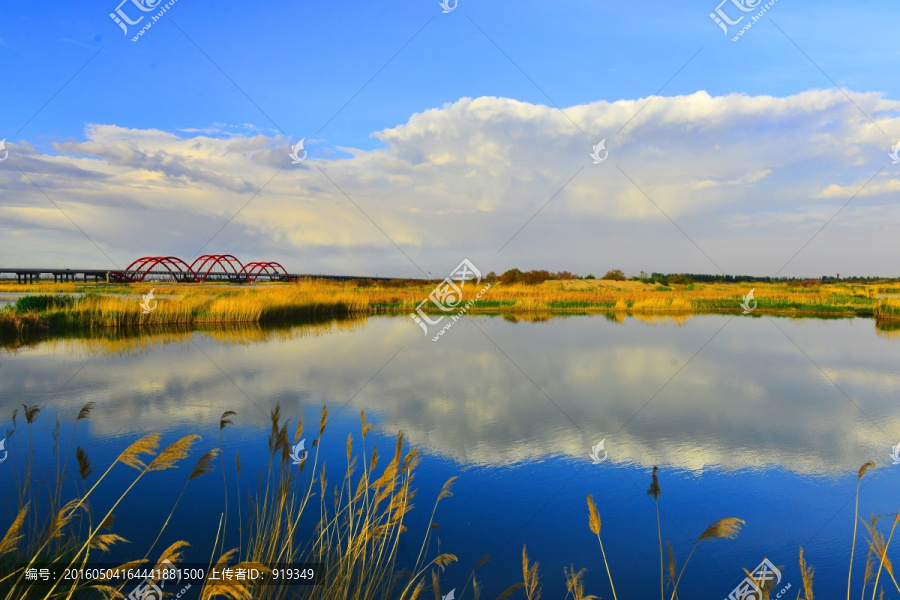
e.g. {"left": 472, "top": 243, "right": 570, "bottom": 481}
{"left": 3, "top": 276, "right": 900, "bottom": 341}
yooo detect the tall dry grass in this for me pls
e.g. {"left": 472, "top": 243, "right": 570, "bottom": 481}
{"left": 230, "top": 405, "right": 461, "bottom": 600}
{"left": 0, "top": 402, "right": 460, "bottom": 600}
{"left": 2, "top": 280, "right": 892, "bottom": 337}
{"left": 2, "top": 407, "right": 899, "bottom": 600}
{"left": 0, "top": 402, "right": 212, "bottom": 600}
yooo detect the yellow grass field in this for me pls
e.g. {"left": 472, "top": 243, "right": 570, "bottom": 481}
{"left": 2, "top": 279, "right": 900, "bottom": 338}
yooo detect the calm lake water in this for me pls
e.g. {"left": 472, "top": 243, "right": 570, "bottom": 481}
{"left": 2, "top": 314, "right": 899, "bottom": 598}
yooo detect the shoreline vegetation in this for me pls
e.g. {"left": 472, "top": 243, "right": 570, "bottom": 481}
{"left": 2, "top": 276, "right": 900, "bottom": 341}
{"left": 1, "top": 405, "right": 896, "bottom": 599}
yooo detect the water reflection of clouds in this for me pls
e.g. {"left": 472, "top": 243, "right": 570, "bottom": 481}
{"left": 2, "top": 315, "right": 898, "bottom": 475}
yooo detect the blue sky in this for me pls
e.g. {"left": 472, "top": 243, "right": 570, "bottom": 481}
{"left": 2, "top": 0, "right": 900, "bottom": 277}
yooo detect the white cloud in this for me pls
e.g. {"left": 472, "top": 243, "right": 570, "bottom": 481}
{"left": 2, "top": 89, "right": 900, "bottom": 276}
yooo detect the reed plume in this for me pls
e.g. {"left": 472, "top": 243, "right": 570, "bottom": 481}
{"left": 586, "top": 494, "right": 618, "bottom": 600}
{"left": 849, "top": 461, "right": 876, "bottom": 599}
{"left": 670, "top": 518, "right": 744, "bottom": 599}
{"left": 799, "top": 547, "right": 815, "bottom": 600}
{"left": 147, "top": 435, "right": 201, "bottom": 471}
{"left": 220, "top": 410, "right": 236, "bottom": 430}
{"left": 77, "top": 402, "right": 95, "bottom": 420}
{"left": 23, "top": 404, "right": 40, "bottom": 424}
{"left": 88, "top": 533, "right": 127, "bottom": 552}
{"left": 870, "top": 510, "right": 900, "bottom": 600}
{"left": 666, "top": 541, "right": 678, "bottom": 600}
{"left": 522, "top": 546, "right": 542, "bottom": 600}
{"left": 0, "top": 503, "right": 28, "bottom": 557}
{"left": 117, "top": 432, "right": 162, "bottom": 470}
{"left": 76, "top": 446, "right": 93, "bottom": 480}
{"left": 564, "top": 565, "right": 598, "bottom": 600}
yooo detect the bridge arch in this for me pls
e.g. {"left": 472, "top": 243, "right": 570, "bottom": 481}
{"left": 189, "top": 254, "right": 246, "bottom": 283}
{"left": 124, "top": 256, "right": 196, "bottom": 282}
{"left": 242, "top": 261, "right": 292, "bottom": 282}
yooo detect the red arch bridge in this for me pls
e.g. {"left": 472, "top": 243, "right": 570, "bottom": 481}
{"left": 115, "top": 255, "right": 293, "bottom": 283}
{"left": 0, "top": 255, "right": 395, "bottom": 284}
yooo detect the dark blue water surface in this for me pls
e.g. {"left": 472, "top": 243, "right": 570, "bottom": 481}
{"left": 2, "top": 314, "right": 899, "bottom": 599}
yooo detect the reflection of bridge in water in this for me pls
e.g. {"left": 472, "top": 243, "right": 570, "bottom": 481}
{"left": 0, "top": 254, "right": 396, "bottom": 284}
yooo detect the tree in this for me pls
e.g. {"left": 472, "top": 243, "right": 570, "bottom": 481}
{"left": 500, "top": 269, "right": 523, "bottom": 284}
{"left": 521, "top": 270, "right": 552, "bottom": 285}
{"left": 601, "top": 269, "right": 627, "bottom": 281}
{"left": 554, "top": 271, "right": 579, "bottom": 280}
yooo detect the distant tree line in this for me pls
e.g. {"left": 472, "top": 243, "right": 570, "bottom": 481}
{"left": 375, "top": 269, "right": 896, "bottom": 287}
{"left": 480, "top": 270, "right": 895, "bottom": 286}
{"left": 483, "top": 269, "right": 579, "bottom": 285}
{"left": 652, "top": 273, "right": 890, "bottom": 284}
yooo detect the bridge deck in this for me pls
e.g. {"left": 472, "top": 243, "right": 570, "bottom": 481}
{"left": 0, "top": 268, "right": 402, "bottom": 283}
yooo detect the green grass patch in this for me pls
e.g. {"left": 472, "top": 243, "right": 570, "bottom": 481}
{"left": 13, "top": 294, "right": 78, "bottom": 312}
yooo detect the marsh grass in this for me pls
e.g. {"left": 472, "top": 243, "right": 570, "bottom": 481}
{"left": 874, "top": 298, "right": 900, "bottom": 321}
{"left": 2, "top": 409, "right": 899, "bottom": 600}
{"left": 2, "top": 280, "right": 896, "bottom": 341}
{"left": 0, "top": 403, "right": 459, "bottom": 600}
{"left": 0, "top": 282, "right": 370, "bottom": 335}
{"left": 0, "top": 403, "right": 209, "bottom": 600}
